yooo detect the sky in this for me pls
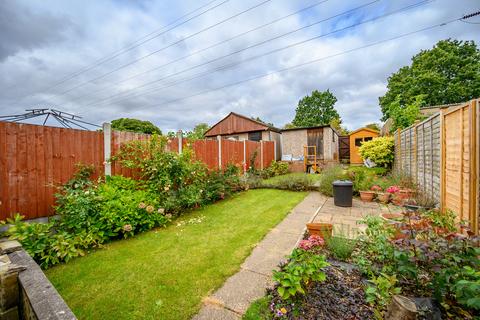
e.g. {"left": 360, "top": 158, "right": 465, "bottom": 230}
{"left": 0, "top": 0, "right": 479, "bottom": 132}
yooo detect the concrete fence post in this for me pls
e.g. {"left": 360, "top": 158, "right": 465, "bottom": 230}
{"left": 103, "top": 122, "right": 112, "bottom": 176}
{"left": 217, "top": 135, "right": 222, "bottom": 170}
{"left": 260, "top": 140, "right": 264, "bottom": 170}
{"left": 177, "top": 130, "right": 183, "bottom": 154}
{"left": 243, "top": 139, "right": 247, "bottom": 174}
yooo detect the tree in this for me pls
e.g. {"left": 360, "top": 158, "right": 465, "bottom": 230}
{"left": 389, "top": 95, "right": 425, "bottom": 131}
{"left": 329, "top": 117, "right": 349, "bottom": 135}
{"left": 292, "top": 89, "right": 339, "bottom": 127}
{"left": 365, "top": 123, "right": 381, "bottom": 132}
{"left": 379, "top": 39, "right": 480, "bottom": 121}
{"left": 251, "top": 116, "right": 274, "bottom": 127}
{"left": 283, "top": 123, "right": 296, "bottom": 129}
{"left": 185, "top": 123, "right": 210, "bottom": 140}
{"left": 111, "top": 118, "right": 162, "bottom": 135}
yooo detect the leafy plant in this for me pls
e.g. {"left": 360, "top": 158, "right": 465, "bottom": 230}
{"left": 318, "top": 165, "right": 346, "bottom": 196}
{"left": 273, "top": 249, "right": 329, "bottom": 301}
{"left": 261, "top": 161, "right": 289, "bottom": 178}
{"left": 358, "top": 136, "right": 395, "bottom": 168}
{"left": 326, "top": 236, "right": 356, "bottom": 261}
{"left": 454, "top": 266, "right": 480, "bottom": 311}
{"left": 365, "top": 273, "right": 401, "bottom": 318}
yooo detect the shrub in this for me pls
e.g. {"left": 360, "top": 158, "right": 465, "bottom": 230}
{"left": 262, "top": 174, "right": 315, "bottom": 191}
{"left": 326, "top": 236, "right": 356, "bottom": 261}
{"left": 358, "top": 136, "right": 395, "bottom": 168}
{"left": 261, "top": 161, "right": 289, "bottom": 178}
{"left": 318, "top": 165, "right": 346, "bottom": 196}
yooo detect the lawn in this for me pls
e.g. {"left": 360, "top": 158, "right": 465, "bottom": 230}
{"left": 46, "top": 189, "right": 307, "bottom": 320}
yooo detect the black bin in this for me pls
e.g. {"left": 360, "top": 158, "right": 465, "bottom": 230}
{"left": 332, "top": 180, "right": 353, "bottom": 207}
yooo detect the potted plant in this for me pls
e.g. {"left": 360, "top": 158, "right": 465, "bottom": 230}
{"left": 403, "top": 192, "right": 435, "bottom": 212}
{"left": 359, "top": 184, "right": 376, "bottom": 202}
{"left": 306, "top": 223, "right": 333, "bottom": 239}
{"left": 372, "top": 185, "right": 390, "bottom": 203}
{"left": 386, "top": 185, "right": 403, "bottom": 206}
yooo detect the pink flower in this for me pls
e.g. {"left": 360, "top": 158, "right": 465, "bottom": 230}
{"left": 158, "top": 208, "right": 165, "bottom": 214}
{"left": 122, "top": 224, "right": 132, "bottom": 232}
{"left": 138, "top": 202, "right": 146, "bottom": 209}
{"left": 386, "top": 186, "right": 400, "bottom": 194}
{"left": 298, "top": 240, "right": 313, "bottom": 250}
{"left": 146, "top": 205, "right": 154, "bottom": 213}
{"left": 308, "top": 234, "right": 325, "bottom": 246}
{"left": 370, "top": 185, "right": 382, "bottom": 192}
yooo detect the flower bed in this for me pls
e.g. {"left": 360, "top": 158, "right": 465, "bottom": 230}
{"left": 245, "top": 209, "right": 480, "bottom": 319}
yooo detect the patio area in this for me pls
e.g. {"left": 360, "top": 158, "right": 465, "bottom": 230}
{"left": 313, "top": 197, "right": 403, "bottom": 238}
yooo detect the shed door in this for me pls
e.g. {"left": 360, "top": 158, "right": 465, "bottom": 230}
{"left": 307, "top": 128, "right": 323, "bottom": 159}
{"left": 339, "top": 136, "right": 350, "bottom": 160}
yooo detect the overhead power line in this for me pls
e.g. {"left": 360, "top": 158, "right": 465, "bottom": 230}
{"left": 43, "top": 0, "right": 229, "bottom": 90}
{"left": 55, "top": 0, "right": 274, "bottom": 96}
{"left": 74, "top": 0, "right": 331, "bottom": 100}
{"left": 140, "top": 17, "right": 463, "bottom": 110}
{"left": 85, "top": 0, "right": 431, "bottom": 108}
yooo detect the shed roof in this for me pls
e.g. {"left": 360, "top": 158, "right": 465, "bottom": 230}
{"left": 348, "top": 127, "right": 380, "bottom": 136}
{"left": 204, "top": 112, "right": 280, "bottom": 137}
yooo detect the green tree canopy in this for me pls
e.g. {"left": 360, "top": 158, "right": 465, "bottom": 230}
{"left": 379, "top": 39, "right": 480, "bottom": 121}
{"left": 329, "top": 118, "right": 349, "bottom": 135}
{"left": 365, "top": 123, "right": 381, "bottom": 132}
{"left": 251, "top": 116, "right": 274, "bottom": 127}
{"left": 111, "top": 118, "right": 162, "bottom": 135}
{"left": 185, "top": 123, "right": 210, "bottom": 140}
{"left": 292, "top": 89, "right": 340, "bottom": 127}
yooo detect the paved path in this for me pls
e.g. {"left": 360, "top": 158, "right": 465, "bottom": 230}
{"left": 193, "top": 192, "right": 327, "bottom": 320}
{"left": 313, "top": 198, "right": 402, "bottom": 239}
{"left": 193, "top": 193, "right": 399, "bottom": 319}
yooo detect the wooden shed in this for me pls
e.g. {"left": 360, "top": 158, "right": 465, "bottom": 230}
{"left": 281, "top": 125, "right": 339, "bottom": 172}
{"left": 204, "top": 112, "right": 281, "bottom": 159}
{"left": 349, "top": 127, "right": 379, "bottom": 164}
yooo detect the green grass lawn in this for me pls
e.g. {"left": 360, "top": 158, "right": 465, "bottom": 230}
{"left": 46, "top": 189, "right": 307, "bottom": 320}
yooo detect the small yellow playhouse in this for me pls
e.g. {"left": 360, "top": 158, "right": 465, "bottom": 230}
{"left": 349, "top": 127, "right": 379, "bottom": 164}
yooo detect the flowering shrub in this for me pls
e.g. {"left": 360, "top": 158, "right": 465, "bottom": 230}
{"left": 299, "top": 234, "right": 325, "bottom": 250}
{"left": 386, "top": 185, "right": 400, "bottom": 194}
{"left": 358, "top": 136, "right": 395, "bottom": 167}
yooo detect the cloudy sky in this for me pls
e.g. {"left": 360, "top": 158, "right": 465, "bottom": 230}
{"left": 0, "top": 0, "right": 479, "bottom": 132}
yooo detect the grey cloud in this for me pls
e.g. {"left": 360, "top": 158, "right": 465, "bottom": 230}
{"left": 0, "top": 0, "right": 72, "bottom": 62}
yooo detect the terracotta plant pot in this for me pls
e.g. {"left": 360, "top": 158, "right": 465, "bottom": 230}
{"left": 381, "top": 213, "right": 404, "bottom": 221}
{"left": 391, "top": 193, "right": 404, "bottom": 206}
{"left": 398, "top": 188, "right": 415, "bottom": 200}
{"left": 306, "top": 223, "right": 333, "bottom": 239}
{"left": 377, "top": 192, "right": 391, "bottom": 204}
{"left": 359, "top": 191, "right": 375, "bottom": 202}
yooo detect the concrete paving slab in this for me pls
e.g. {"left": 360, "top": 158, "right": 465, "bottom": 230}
{"left": 241, "top": 245, "right": 287, "bottom": 276}
{"left": 212, "top": 269, "right": 273, "bottom": 314}
{"left": 193, "top": 305, "right": 240, "bottom": 320}
{"left": 256, "top": 229, "right": 299, "bottom": 254}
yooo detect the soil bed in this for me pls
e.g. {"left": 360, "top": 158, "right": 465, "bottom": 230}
{"left": 269, "top": 260, "right": 374, "bottom": 320}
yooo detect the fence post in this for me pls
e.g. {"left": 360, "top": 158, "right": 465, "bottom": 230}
{"left": 103, "top": 122, "right": 112, "bottom": 176}
{"left": 243, "top": 140, "right": 247, "bottom": 174}
{"left": 260, "top": 140, "right": 263, "bottom": 170}
{"left": 274, "top": 140, "right": 277, "bottom": 161}
{"left": 217, "top": 135, "right": 222, "bottom": 170}
{"left": 177, "top": 130, "right": 183, "bottom": 154}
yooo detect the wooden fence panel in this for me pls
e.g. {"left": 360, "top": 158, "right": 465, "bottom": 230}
{"left": 441, "top": 101, "right": 478, "bottom": 232}
{"left": 0, "top": 123, "right": 278, "bottom": 220}
{"left": 263, "top": 141, "right": 275, "bottom": 168}
{"left": 0, "top": 122, "right": 104, "bottom": 220}
{"left": 394, "top": 99, "right": 479, "bottom": 233}
{"left": 245, "top": 140, "right": 260, "bottom": 170}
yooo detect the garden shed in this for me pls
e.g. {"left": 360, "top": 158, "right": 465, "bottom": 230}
{"left": 349, "top": 127, "right": 379, "bottom": 164}
{"left": 204, "top": 112, "right": 281, "bottom": 159}
{"left": 280, "top": 125, "right": 339, "bottom": 172}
